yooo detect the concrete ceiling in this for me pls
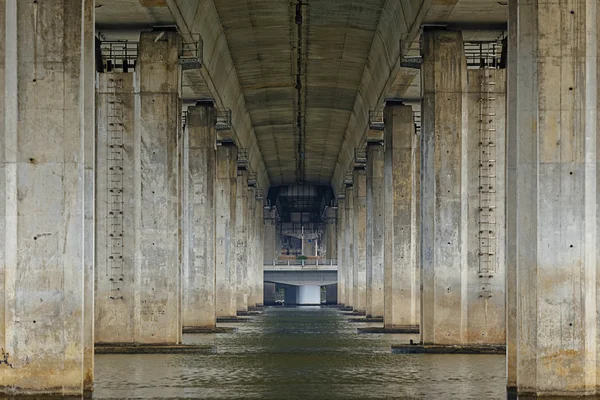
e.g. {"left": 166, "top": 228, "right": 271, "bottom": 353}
{"left": 95, "top": 0, "right": 508, "bottom": 191}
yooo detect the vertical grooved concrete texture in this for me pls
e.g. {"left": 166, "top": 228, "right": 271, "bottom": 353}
{"left": 215, "top": 144, "right": 237, "bottom": 317}
{"left": 421, "top": 30, "right": 505, "bottom": 345}
{"left": 235, "top": 169, "right": 249, "bottom": 312}
{"left": 254, "top": 197, "right": 265, "bottom": 307}
{"left": 508, "top": 0, "right": 598, "bottom": 395}
{"left": 353, "top": 168, "right": 367, "bottom": 313}
{"left": 366, "top": 143, "right": 385, "bottom": 318}
{"left": 181, "top": 105, "right": 216, "bottom": 328}
{"left": 384, "top": 104, "right": 420, "bottom": 329}
{"left": 0, "top": 0, "right": 93, "bottom": 395}
{"left": 336, "top": 197, "right": 346, "bottom": 305}
{"left": 96, "top": 32, "right": 182, "bottom": 345}
{"left": 344, "top": 186, "right": 354, "bottom": 308}
{"left": 325, "top": 207, "right": 337, "bottom": 260}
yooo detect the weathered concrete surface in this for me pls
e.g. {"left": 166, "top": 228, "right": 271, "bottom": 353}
{"left": 96, "top": 32, "right": 182, "bottom": 345}
{"left": 235, "top": 169, "right": 249, "bottom": 312}
{"left": 252, "top": 197, "right": 265, "bottom": 307}
{"left": 263, "top": 206, "right": 277, "bottom": 262}
{"left": 324, "top": 207, "right": 337, "bottom": 260}
{"left": 181, "top": 105, "right": 217, "bottom": 328}
{"left": 507, "top": 1, "right": 598, "bottom": 396}
{"left": 421, "top": 30, "right": 505, "bottom": 345}
{"left": 215, "top": 144, "right": 238, "bottom": 317}
{"left": 247, "top": 185, "right": 257, "bottom": 306}
{"left": 383, "top": 104, "right": 420, "bottom": 330}
{"left": 0, "top": 0, "right": 93, "bottom": 395}
{"left": 336, "top": 197, "right": 346, "bottom": 305}
{"left": 366, "top": 143, "right": 384, "bottom": 318}
{"left": 263, "top": 282, "right": 277, "bottom": 305}
{"left": 344, "top": 186, "right": 355, "bottom": 308}
{"left": 352, "top": 168, "right": 367, "bottom": 314}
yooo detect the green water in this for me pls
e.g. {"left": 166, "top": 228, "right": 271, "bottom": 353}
{"left": 94, "top": 306, "right": 505, "bottom": 399}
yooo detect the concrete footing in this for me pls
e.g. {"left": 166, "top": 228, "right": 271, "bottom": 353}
{"left": 216, "top": 317, "right": 254, "bottom": 323}
{"left": 358, "top": 326, "right": 419, "bottom": 334}
{"left": 95, "top": 344, "right": 215, "bottom": 354}
{"left": 391, "top": 344, "right": 505, "bottom": 354}
{"left": 183, "top": 326, "right": 237, "bottom": 334}
{"left": 348, "top": 317, "right": 383, "bottom": 323}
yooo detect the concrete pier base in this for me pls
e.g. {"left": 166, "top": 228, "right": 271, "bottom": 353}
{"left": 358, "top": 326, "right": 419, "bottom": 334}
{"left": 391, "top": 344, "right": 505, "bottom": 355}
{"left": 95, "top": 344, "right": 215, "bottom": 354}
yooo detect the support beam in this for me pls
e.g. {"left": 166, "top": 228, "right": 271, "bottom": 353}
{"left": 0, "top": 0, "right": 94, "bottom": 394}
{"left": 507, "top": 0, "right": 597, "bottom": 395}
{"left": 366, "top": 142, "right": 385, "bottom": 318}
{"left": 96, "top": 31, "right": 182, "bottom": 345}
{"left": 344, "top": 185, "right": 355, "bottom": 308}
{"left": 384, "top": 104, "right": 420, "bottom": 329}
{"left": 420, "top": 29, "right": 505, "bottom": 345}
{"left": 235, "top": 169, "right": 249, "bottom": 312}
{"left": 336, "top": 197, "right": 346, "bottom": 305}
{"left": 181, "top": 105, "right": 217, "bottom": 328}
{"left": 353, "top": 167, "right": 368, "bottom": 314}
{"left": 215, "top": 143, "right": 237, "bottom": 318}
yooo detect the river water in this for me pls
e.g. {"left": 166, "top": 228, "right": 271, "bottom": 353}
{"left": 94, "top": 306, "right": 505, "bottom": 399}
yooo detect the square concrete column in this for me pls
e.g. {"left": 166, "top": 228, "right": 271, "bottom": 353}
{"left": 263, "top": 207, "right": 277, "bottom": 262}
{"left": 421, "top": 29, "right": 505, "bottom": 345}
{"left": 325, "top": 207, "right": 337, "bottom": 260}
{"left": 353, "top": 168, "right": 367, "bottom": 313}
{"left": 507, "top": 1, "right": 597, "bottom": 395}
{"left": 246, "top": 185, "right": 257, "bottom": 308}
{"left": 235, "top": 169, "right": 249, "bottom": 312}
{"left": 0, "top": 0, "right": 94, "bottom": 395}
{"left": 366, "top": 142, "right": 385, "bottom": 318}
{"left": 254, "top": 196, "right": 265, "bottom": 307}
{"left": 181, "top": 105, "right": 217, "bottom": 328}
{"left": 216, "top": 143, "right": 238, "bottom": 317}
{"left": 384, "top": 104, "right": 420, "bottom": 329}
{"left": 95, "top": 31, "right": 182, "bottom": 345}
{"left": 336, "top": 197, "right": 346, "bottom": 305}
{"left": 344, "top": 185, "right": 355, "bottom": 308}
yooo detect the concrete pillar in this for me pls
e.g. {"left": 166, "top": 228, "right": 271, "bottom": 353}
{"left": 344, "top": 186, "right": 354, "bottom": 308}
{"left": 353, "top": 168, "right": 367, "bottom": 314}
{"left": 325, "top": 207, "right": 337, "bottom": 260}
{"left": 96, "top": 31, "right": 182, "bottom": 345}
{"left": 215, "top": 144, "right": 237, "bottom": 317}
{"left": 366, "top": 142, "right": 385, "bottom": 318}
{"left": 384, "top": 104, "right": 420, "bottom": 329}
{"left": 235, "top": 169, "right": 249, "bottom": 312}
{"left": 325, "top": 284, "right": 338, "bottom": 305}
{"left": 246, "top": 185, "right": 257, "bottom": 308}
{"left": 255, "top": 196, "right": 265, "bottom": 307}
{"left": 263, "top": 282, "right": 276, "bottom": 305}
{"left": 420, "top": 29, "right": 505, "bottom": 345}
{"left": 507, "top": 1, "right": 596, "bottom": 395}
{"left": 336, "top": 197, "right": 346, "bottom": 305}
{"left": 263, "top": 207, "right": 277, "bottom": 262}
{"left": 298, "top": 286, "right": 321, "bottom": 305}
{"left": 0, "top": 0, "right": 93, "bottom": 394}
{"left": 181, "top": 105, "right": 216, "bottom": 328}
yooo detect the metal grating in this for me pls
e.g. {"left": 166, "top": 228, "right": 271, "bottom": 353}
{"left": 413, "top": 110, "right": 421, "bottom": 135}
{"left": 215, "top": 108, "right": 232, "bottom": 131}
{"left": 399, "top": 35, "right": 422, "bottom": 69}
{"left": 237, "top": 147, "right": 249, "bottom": 170}
{"left": 464, "top": 40, "right": 504, "bottom": 69}
{"left": 368, "top": 109, "right": 385, "bottom": 131}
{"left": 179, "top": 34, "right": 203, "bottom": 70}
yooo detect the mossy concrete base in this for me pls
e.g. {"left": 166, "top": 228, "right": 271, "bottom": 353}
{"left": 183, "top": 326, "right": 237, "bottom": 334}
{"left": 95, "top": 343, "right": 216, "bottom": 354}
{"left": 348, "top": 317, "right": 384, "bottom": 323}
{"left": 391, "top": 344, "right": 506, "bottom": 354}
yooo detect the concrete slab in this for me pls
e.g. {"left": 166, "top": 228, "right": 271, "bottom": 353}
{"left": 95, "top": 344, "right": 216, "bottom": 354}
{"left": 391, "top": 344, "right": 506, "bottom": 354}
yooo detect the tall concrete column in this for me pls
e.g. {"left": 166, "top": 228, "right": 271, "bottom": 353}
{"left": 325, "top": 207, "right": 337, "bottom": 260}
{"left": 352, "top": 168, "right": 367, "bottom": 314}
{"left": 507, "top": 1, "right": 596, "bottom": 395}
{"left": 254, "top": 196, "right": 265, "bottom": 307}
{"left": 421, "top": 30, "right": 505, "bottom": 344}
{"left": 0, "top": 0, "right": 94, "bottom": 394}
{"left": 336, "top": 197, "right": 346, "bottom": 305}
{"left": 181, "top": 105, "right": 216, "bottom": 328}
{"left": 366, "top": 142, "right": 384, "bottom": 318}
{"left": 235, "top": 169, "right": 249, "bottom": 312}
{"left": 215, "top": 143, "right": 238, "bottom": 317}
{"left": 344, "top": 186, "right": 355, "bottom": 308}
{"left": 96, "top": 31, "right": 182, "bottom": 345}
{"left": 263, "top": 207, "right": 277, "bottom": 262}
{"left": 247, "top": 185, "right": 257, "bottom": 308}
{"left": 384, "top": 104, "right": 420, "bottom": 329}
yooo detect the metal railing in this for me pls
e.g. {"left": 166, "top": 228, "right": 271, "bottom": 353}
{"left": 237, "top": 147, "right": 249, "bottom": 169}
{"left": 215, "top": 108, "right": 232, "bottom": 131}
{"left": 413, "top": 110, "right": 421, "bottom": 135}
{"left": 179, "top": 34, "right": 203, "bottom": 70}
{"left": 100, "top": 40, "right": 138, "bottom": 73}
{"left": 368, "top": 109, "right": 385, "bottom": 131}
{"left": 464, "top": 40, "right": 504, "bottom": 69}
{"left": 265, "top": 259, "right": 338, "bottom": 266}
